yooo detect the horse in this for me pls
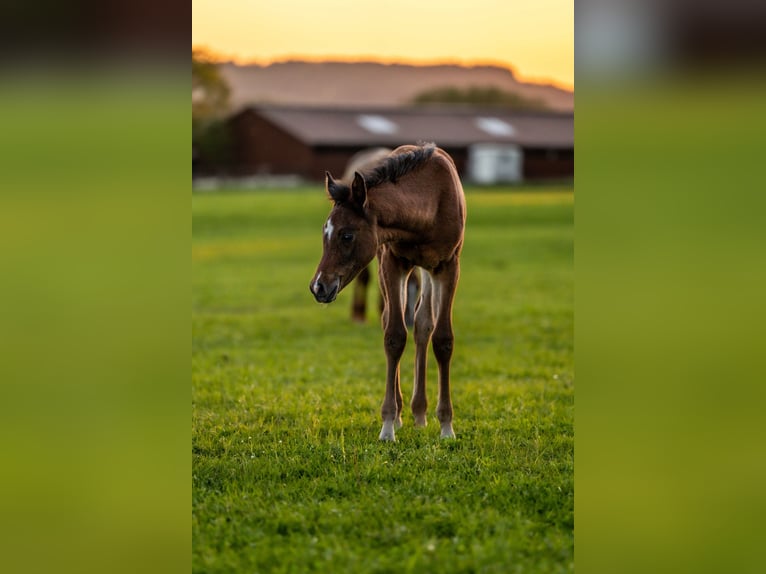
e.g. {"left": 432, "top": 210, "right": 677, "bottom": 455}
{"left": 342, "top": 148, "right": 419, "bottom": 326}
{"left": 309, "top": 143, "right": 466, "bottom": 441}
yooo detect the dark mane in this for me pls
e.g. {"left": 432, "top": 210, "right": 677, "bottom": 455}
{"left": 327, "top": 143, "right": 437, "bottom": 205}
{"left": 362, "top": 142, "right": 436, "bottom": 189}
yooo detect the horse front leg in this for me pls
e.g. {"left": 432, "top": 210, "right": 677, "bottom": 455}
{"left": 432, "top": 258, "right": 460, "bottom": 439}
{"left": 411, "top": 269, "right": 433, "bottom": 427}
{"left": 378, "top": 250, "right": 410, "bottom": 441}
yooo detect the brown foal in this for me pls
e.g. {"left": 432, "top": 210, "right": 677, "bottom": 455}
{"left": 309, "top": 143, "right": 466, "bottom": 441}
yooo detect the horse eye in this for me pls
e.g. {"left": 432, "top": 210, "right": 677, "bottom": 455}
{"left": 341, "top": 233, "right": 354, "bottom": 242}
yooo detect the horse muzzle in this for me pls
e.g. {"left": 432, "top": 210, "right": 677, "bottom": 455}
{"left": 310, "top": 275, "right": 340, "bottom": 303}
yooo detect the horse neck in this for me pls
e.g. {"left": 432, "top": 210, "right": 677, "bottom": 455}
{"left": 367, "top": 181, "right": 436, "bottom": 244}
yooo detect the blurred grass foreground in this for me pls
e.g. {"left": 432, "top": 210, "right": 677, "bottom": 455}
{"left": 0, "top": 73, "right": 189, "bottom": 574}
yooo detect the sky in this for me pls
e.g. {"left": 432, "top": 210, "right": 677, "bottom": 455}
{"left": 192, "top": 0, "right": 574, "bottom": 91}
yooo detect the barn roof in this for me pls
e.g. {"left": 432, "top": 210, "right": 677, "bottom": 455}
{"left": 237, "top": 105, "right": 573, "bottom": 148}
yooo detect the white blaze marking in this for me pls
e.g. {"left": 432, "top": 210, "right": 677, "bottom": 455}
{"left": 313, "top": 272, "right": 322, "bottom": 293}
{"left": 324, "top": 217, "right": 335, "bottom": 241}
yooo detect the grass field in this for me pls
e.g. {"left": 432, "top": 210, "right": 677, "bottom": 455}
{"left": 192, "top": 186, "right": 574, "bottom": 573}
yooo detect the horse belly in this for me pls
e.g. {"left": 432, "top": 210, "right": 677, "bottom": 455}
{"left": 390, "top": 242, "right": 452, "bottom": 271}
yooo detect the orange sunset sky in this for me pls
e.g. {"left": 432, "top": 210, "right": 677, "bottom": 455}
{"left": 192, "top": 0, "right": 574, "bottom": 91}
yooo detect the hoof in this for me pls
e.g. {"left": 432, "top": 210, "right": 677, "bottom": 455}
{"left": 379, "top": 420, "right": 396, "bottom": 441}
{"left": 395, "top": 416, "right": 403, "bottom": 429}
{"left": 413, "top": 414, "right": 427, "bottom": 427}
{"left": 440, "top": 423, "right": 456, "bottom": 439}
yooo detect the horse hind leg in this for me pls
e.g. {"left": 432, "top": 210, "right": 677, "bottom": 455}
{"left": 432, "top": 259, "right": 459, "bottom": 439}
{"left": 351, "top": 266, "right": 371, "bottom": 323}
{"left": 404, "top": 272, "right": 419, "bottom": 327}
{"left": 411, "top": 269, "right": 433, "bottom": 427}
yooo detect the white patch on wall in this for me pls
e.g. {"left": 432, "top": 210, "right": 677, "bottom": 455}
{"left": 475, "top": 117, "right": 516, "bottom": 137}
{"left": 468, "top": 143, "right": 523, "bottom": 184}
{"left": 357, "top": 115, "right": 398, "bottom": 135}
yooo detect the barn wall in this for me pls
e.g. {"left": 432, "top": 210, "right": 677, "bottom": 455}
{"left": 229, "top": 110, "right": 314, "bottom": 177}
{"left": 442, "top": 147, "right": 468, "bottom": 179}
{"left": 311, "top": 146, "right": 362, "bottom": 182}
{"left": 523, "top": 147, "right": 574, "bottom": 180}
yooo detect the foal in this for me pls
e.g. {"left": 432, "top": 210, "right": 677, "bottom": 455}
{"left": 309, "top": 144, "right": 466, "bottom": 441}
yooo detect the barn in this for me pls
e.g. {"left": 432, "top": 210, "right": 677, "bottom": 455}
{"left": 228, "top": 105, "right": 573, "bottom": 184}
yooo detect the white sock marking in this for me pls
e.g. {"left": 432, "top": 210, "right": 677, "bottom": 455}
{"left": 379, "top": 420, "right": 396, "bottom": 441}
{"left": 440, "top": 422, "right": 456, "bottom": 439}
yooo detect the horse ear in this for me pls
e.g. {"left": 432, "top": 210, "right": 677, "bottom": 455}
{"left": 325, "top": 171, "right": 348, "bottom": 202}
{"left": 351, "top": 171, "right": 368, "bottom": 207}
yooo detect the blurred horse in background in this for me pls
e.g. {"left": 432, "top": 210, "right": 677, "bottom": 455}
{"left": 343, "top": 148, "right": 418, "bottom": 326}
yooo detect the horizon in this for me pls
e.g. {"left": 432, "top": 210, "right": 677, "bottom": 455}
{"left": 196, "top": 52, "right": 574, "bottom": 93}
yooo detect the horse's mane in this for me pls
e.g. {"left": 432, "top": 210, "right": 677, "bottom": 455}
{"left": 362, "top": 143, "right": 436, "bottom": 189}
{"left": 333, "top": 143, "right": 436, "bottom": 198}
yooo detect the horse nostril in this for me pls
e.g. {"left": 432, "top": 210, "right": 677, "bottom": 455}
{"left": 311, "top": 280, "right": 325, "bottom": 297}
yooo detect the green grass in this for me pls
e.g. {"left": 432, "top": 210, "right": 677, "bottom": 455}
{"left": 192, "top": 186, "right": 573, "bottom": 573}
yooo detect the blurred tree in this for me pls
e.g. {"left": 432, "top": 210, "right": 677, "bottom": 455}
{"left": 192, "top": 47, "right": 232, "bottom": 175}
{"left": 412, "top": 86, "right": 549, "bottom": 110}
{"left": 192, "top": 47, "right": 230, "bottom": 132}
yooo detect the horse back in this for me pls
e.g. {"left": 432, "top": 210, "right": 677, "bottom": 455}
{"left": 383, "top": 145, "right": 466, "bottom": 267}
{"left": 388, "top": 144, "right": 465, "bottom": 221}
